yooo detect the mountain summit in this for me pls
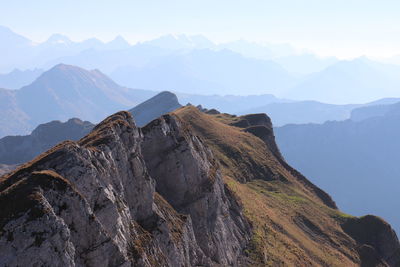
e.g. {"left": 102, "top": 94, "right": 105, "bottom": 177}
{"left": 0, "top": 64, "right": 156, "bottom": 137}
{"left": 129, "top": 91, "right": 182, "bottom": 126}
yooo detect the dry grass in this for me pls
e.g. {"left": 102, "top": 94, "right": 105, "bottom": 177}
{"left": 173, "top": 106, "right": 361, "bottom": 266}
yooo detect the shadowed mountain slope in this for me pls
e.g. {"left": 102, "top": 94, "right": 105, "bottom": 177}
{"left": 0, "top": 118, "right": 94, "bottom": 165}
{"left": 275, "top": 114, "right": 400, "bottom": 236}
{"left": 129, "top": 91, "right": 182, "bottom": 126}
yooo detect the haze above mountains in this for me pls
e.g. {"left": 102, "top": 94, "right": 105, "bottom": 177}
{"left": 4, "top": 25, "right": 400, "bottom": 104}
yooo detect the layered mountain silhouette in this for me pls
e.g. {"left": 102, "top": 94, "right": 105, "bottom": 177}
{"left": 239, "top": 100, "right": 359, "bottom": 126}
{"left": 0, "top": 118, "right": 93, "bottom": 166}
{"left": 110, "top": 49, "right": 298, "bottom": 95}
{"left": 5, "top": 25, "right": 400, "bottom": 104}
{"left": 351, "top": 99, "right": 400, "bottom": 121}
{"left": 0, "top": 64, "right": 156, "bottom": 137}
{"left": 0, "top": 68, "right": 43, "bottom": 89}
{"left": 129, "top": 91, "right": 182, "bottom": 126}
{"left": 275, "top": 111, "right": 400, "bottom": 234}
{"left": 1, "top": 108, "right": 399, "bottom": 266}
{"left": 286, "top": 58, "right": 400, "bottom": 104}
{"left": 176, "top": 93, "right": 288, "bottom": 114}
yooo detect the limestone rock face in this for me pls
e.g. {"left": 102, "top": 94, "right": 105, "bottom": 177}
{"left": 141, "top": 115, "right": 251, "bottom": 266}
{"left": 0, "top": 111, "right": 250, "bottom": 266}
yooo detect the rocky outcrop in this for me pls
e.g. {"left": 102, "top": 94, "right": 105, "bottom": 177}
{"left": 129, "top": 91, "right": 182, "bottom": 127}
{"left": 342, "top": 215, "right": 400, "bottom": 266}
{"left": 141, "top": 115, "right": 251, "bottom": 266}
{"left": 240, "top": 113, "right": 284, "bottom": 161}
{"left": 229, "top": 112, "right": 337, "bottom": 209}
{"left": 0, "top": 111, "right": 250, "bottom": 266}
{"left": 0, "top": 118, "right": 94, "bottom": 165}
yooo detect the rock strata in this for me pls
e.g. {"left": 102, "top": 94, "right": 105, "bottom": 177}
{"left": 0, "top": 111, "right": 250, "bottom": 266}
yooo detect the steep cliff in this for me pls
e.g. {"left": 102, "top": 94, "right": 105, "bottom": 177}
{"left": 0, "top": 107, "right": 399, "bottom": 266}
{"left": 173, "top": 106, "right": 400, "bottom": 266}
{"left": 0, "top": 111, "right": 250, "bottom": 266}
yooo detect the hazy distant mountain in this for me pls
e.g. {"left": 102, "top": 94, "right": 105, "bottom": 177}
{"left": 274, "top": 54, "right": 338, "bottom": 75}
{"left": 275, "top": 113, "right": 400, "bottom": 234}
{"left": 0, "top": 64, "right": 156, "bottom": 137}
{"left": 143, "top": 34, "right": 215, "bottom": 50}
{"left": 176, "top": 93, "right": 289, "bottom": 114}
{"left": 286, "top": 58, "right": 400, "bottom": 104}
{"left": 129, "top": 91, "right": 182, "bottom": 126}
{"left": 0, "top": 26, "right": 35, "bottom": 72}
{"left": 240, "top": 101, "right": 359, "bottom": 126}
{"left": 0, "top": 68, "right": 43, "bottom": 89}
{"left": 0, "top": 88, "right": 31, "bottom": 137}
{"left": 351, "top": 100, "right": 400, "bottom": 121}
{"left": 111, "top": 49, "right": 297, "bottom": 95}
{"left": 218, "top": 39, "right": 297, "bottom": 59}
{"left": 45, "top": 43, "right": 173, "bottom": 73}
{"left": 15, "top": 64, "right": 155, "bottom": 126}
{"left": 0, "top": 118, "right": 94, "bottom": 165}
{"left": 0, "top": 26, "right": 134, "bottom": 72}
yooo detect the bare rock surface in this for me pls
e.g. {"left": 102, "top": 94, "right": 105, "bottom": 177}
{"left": 0, "top": 111, "right": 250, "bottom": 266}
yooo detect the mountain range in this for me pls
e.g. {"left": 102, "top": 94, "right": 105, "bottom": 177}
{"left": 4, "top": 26, "right": 400, "bottom": 104}
{"left": 0, "top": 64, "right": 156, "bottom": 137}
{"left": 1, "top": 105, "right": 399, "bottom": 266}
{"left": 285, "top": 57, "right": 400, "bottom": 104}
{"left": 0, "top": 118, "right": 93, "bottom": 166}
{"left": 2, "top": 62, "right": 400, "bottom": 138}
{"left": 275, "top": 108, "right": 400, "bottom": 235}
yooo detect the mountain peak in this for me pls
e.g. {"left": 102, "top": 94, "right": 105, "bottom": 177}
{"left": 45, "top": 33, "right": 72, "bottom": 45}
{"left": 106, "top": 35, "right": 131, "bottom": 49}
{"left": 129, "top": 91, "right": 182, "bottom": 127}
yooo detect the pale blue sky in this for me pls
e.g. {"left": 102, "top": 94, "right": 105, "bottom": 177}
{"left": 2, "top": 0, "right": 400, "bottom": 58}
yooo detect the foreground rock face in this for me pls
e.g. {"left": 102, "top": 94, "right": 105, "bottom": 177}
{"left": 141, "top": 115, "right": 251, "bottom": 265}
{"left": 0, "top": 111, "right": 250, "bottom": 266}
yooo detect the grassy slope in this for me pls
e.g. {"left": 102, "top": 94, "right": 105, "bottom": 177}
{"left": 174, "top": 106, "right": 359, "bottom": 266}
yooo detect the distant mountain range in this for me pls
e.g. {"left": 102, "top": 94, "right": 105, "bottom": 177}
{"left": 239, "top": 101, "right": 359, "bottom": 126}
{"left": 0, "top": 64, "right": 156, "bottom": 137}
{"left": 3, "top": 62, "right": 400, "bottom": 138}
{"left": 285, "top": 57, "right": 400, "bottom": 104}
{"left": 4, "top": 25, "right": 400, "bottom": 104}
{"left": 275, "top": 108, "right": 400, "bottom": 234}
{"left": 110, "top": 49, "right": 298, "bottom": 95}
{"left": 0, "top": 118, "right": 93, "bottom": 165}
{"left": 0, "top": 68, "right": 43, "bottom": 89}
{"left": 350, "top": 98, "right": 400, "bottom": 121}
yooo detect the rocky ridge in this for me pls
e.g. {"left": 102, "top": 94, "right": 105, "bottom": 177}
{"left": 0, "top": 107, "right": 399, "bottom": 266}
{"left": 0, "top": 111, "right": 250, "bottom": 266}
